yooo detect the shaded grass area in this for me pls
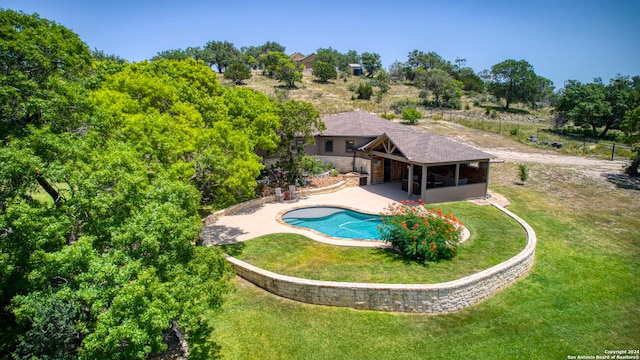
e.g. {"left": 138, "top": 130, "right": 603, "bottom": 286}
{"left": 220, "top": 203, "right": 526, "bottom": 284}
{"left": 207, "top": 165, "right": 639, "bottom": 359}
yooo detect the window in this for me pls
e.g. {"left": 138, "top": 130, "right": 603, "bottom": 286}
{"left": 346, "top": 140, "right": 354, "bottom": 152}
{"left": 325, "top": 140, "right": 333, "bottom": 152}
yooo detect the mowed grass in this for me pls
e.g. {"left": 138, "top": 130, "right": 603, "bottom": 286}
{"left": 220, "top": 203, "right": 526, "bottom": 284}
{"left": 206, "top": 162, "right": 640, "bottom": 359}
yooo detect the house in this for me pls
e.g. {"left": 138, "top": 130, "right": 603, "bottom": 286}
{"left": 306, "top": 111, "right": 494, "bottom": 203}
{"left": 290, "top": 52, "right": 315, "bottom": 71}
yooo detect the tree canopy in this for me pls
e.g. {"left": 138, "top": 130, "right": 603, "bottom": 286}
{"left": 312, "top": 61, "right": 338, "bottom": 83}
{"left": 555, "top": 76, "right": 639, "bottom": 138}
{"left": 0, "top": 9, "right": 319, "bottom": 359}
{"left": 486, "top": 59, "right": 552, "bottom": 109}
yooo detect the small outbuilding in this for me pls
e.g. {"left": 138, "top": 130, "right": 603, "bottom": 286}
{"left": 348, "top": 63, "right": 363, "bottom": 76}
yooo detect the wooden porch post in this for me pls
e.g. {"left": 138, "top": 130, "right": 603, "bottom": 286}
{"left": 421, "top": 165, "right": 428, "bottom": 202}
{"left": 407, "top": 164, "right": 413, "bottom": 197}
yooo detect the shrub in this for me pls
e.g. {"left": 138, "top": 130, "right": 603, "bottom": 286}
{"left": 390, "top": 99, "right": 416, "bottom": 114}
{"left": 518, "top": 164, "right": 529, "bottom": 184}
{"left": 356, "top": 83, "right": 373, "bottom": 100}
{"left": 299, "top": 155, "right": 331, "bottom": 175}
{"left": 378, "top": 200, "right": 462, "bottom": 262}
{"left": 380, "top": 113, "right": 395, "bottom": 120}
{"left": 402, "top": 108, "right": 423, "bottom": 124}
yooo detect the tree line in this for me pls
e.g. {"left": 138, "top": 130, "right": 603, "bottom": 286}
{"left": 157, "top": 39, "right": 638, "bottom": 175}
{"left": 152, "top": 41, "right": 556, "bottom": 111}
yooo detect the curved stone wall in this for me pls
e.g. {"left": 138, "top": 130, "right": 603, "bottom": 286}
{"left": 224, "top": 203, "right": 536, "bottom": 314}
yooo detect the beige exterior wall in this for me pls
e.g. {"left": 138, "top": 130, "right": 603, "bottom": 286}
{"left": 422, "top": 183, "right": 488, "bottom": 203}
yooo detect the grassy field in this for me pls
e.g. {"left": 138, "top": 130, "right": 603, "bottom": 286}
{"left": 207, "top": 163, "right": 639, "bottom": 359}
{"left": 220, "top": 203, "right": 526, "bottom": 284}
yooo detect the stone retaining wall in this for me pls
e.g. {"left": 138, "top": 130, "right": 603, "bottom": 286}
{"left": 225, "top": 203, "right": 536, "bottom": 313}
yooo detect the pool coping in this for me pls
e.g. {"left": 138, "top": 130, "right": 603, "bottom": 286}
{"left": 275, "top": 204, "right": 470, "bottom": 246}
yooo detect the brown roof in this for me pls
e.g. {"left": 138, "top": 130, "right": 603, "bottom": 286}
{"left": 320, "top": 111, "right": 406, "bottom": 136}
{"left": 319, "top": 111, "right": 494, "bottom": 164}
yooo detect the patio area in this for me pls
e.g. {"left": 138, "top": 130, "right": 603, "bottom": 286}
{"left": 199, "top": 183, "right": 422, "bottom": 247}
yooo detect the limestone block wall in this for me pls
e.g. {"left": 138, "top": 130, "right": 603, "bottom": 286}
{"left": 225, "top": 203, "right": 536, "bottom": 313}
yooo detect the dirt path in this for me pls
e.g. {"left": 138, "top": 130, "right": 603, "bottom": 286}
{"left": 421, "top": 120, "right": 627, "bottom": 179}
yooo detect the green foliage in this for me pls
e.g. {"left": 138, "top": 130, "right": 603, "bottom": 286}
{"left": 356, "top": 83, "right": 373, "bottom": 100}
{"left": 401, "top": 108, "right": 423, "bottom": 124}
{"left": 415, "top": 68, "right": 463, "bottom": 108}
{"left": 0, "top": 12, "right": 302, "bottom": 358}
{"left": 360, "top": 52, "right": 382, "bottom": 77}
{"left": 260, "top": 51, "right": 302, "bottom": 87}
{"left": 621, "top": 106, "right": 640, "bottom": 175}
{"left": 555, "top": 76, "right": 640, "bottom": 138}
{"left": 380, "top": 113, "right": 395, "bottom": 120}
{"left": 224, "top": 61, "right": 252, "bottom": 84}
{"left": 518, "top": 164, "right": 529, "bottom": 184}
{"left": 203, "top": 40, "right": 242, "bottom": 73}
{"left": 0, "top": 9, "right": 93, "bottom": 138}
{"left": 272, "top": 100, "right": 324, "bottom": 183}
{"left": 299, "top": 155, "right": 332, "bottom": 175}
{"left": 312, "top": 61, "right": 338, "bottom": 83}
{"left": 487, "top": 59, "right": 552, "bottom": 109}
{"left": 378, "top": 200, "right": 461, "bottom": 261}
{"left": 374, "top": 69, "right": 391, "bottom": 93}
{"left": 390, "top": 99, "right": 417, "bottom": 114}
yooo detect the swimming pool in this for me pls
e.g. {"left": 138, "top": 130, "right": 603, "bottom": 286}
{"left": 282, "top": 206, "right": 384, "bottom": 240}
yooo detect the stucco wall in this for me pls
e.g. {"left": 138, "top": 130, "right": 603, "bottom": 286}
{"left": 224, "top": 203, "right": 536, "bottom": 313}
{"left": 423, "top": 183, "right": 488, "bottom": 204}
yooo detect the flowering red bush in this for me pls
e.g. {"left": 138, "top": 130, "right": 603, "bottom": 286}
{"left": 378, "top": 199, "right": 462, "bottom": 261}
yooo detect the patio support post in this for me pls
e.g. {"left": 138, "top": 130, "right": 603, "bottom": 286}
{"left": 421, "top": 165, "right": 428, "bottom": 202}
{"left": 455, "top": 163, "right": 460, "bottom": 186}
{"left": 407, "top": 164, "right": 413, "bottom": 197}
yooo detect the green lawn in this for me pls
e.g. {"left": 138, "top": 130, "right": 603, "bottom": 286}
{"left": 220, "top": 203, "right": 527, "bottom": 284}
{"left": 204, "top": 163, "right": 640, "bottom": 359}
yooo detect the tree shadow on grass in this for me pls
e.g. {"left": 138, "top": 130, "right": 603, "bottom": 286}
{"left": 602, "top": 173, "right": 640, "bottom": 190}
{"left": 219, "top": 242, "right": 246, "bottom": 257}
{"left": 373, "top": 247, "right": 430, "bottom": 268}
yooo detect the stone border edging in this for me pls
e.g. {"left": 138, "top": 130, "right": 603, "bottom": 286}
{"left": 224, "top": 203, "right": 536, "bottom": 313}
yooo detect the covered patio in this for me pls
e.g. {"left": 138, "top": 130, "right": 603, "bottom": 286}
{"left": 360, "top": 131, "right": 492, "bottom": 203}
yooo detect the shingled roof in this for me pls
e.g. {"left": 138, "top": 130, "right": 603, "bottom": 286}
{"left": 320, "top": 111, "right": 494, "bottom": 164}
{"left": 319, "top": 111, "right": 406, "bottom": 136}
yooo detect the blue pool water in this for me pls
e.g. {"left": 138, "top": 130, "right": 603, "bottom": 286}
{"left": 282, "top": 206, "right": 384, "bottom": 240}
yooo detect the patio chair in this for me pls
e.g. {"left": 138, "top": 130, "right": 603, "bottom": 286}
{"left": 274, "top": 187, "right": 284, "bottom": 201}
{"left": 288, "top": 184, "right": 299, "bottom": 199}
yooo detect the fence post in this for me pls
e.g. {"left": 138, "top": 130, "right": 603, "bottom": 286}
{"left": 611, "top": 143, "right": 616, "bottom": 161}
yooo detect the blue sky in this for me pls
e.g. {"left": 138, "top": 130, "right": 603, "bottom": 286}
{"left": 2, "top": 0, "right": 639, "bottom": 88}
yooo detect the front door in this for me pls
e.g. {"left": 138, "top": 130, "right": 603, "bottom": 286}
{"left": 372, "top": 157, "right": 384, "bottom": 184}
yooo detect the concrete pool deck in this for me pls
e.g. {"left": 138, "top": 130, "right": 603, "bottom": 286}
{"left": 199, "top": 183, "right": 502, "bottom": 247}
{"left": 200, "top": 184, "right": 416, "bottom": 247}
